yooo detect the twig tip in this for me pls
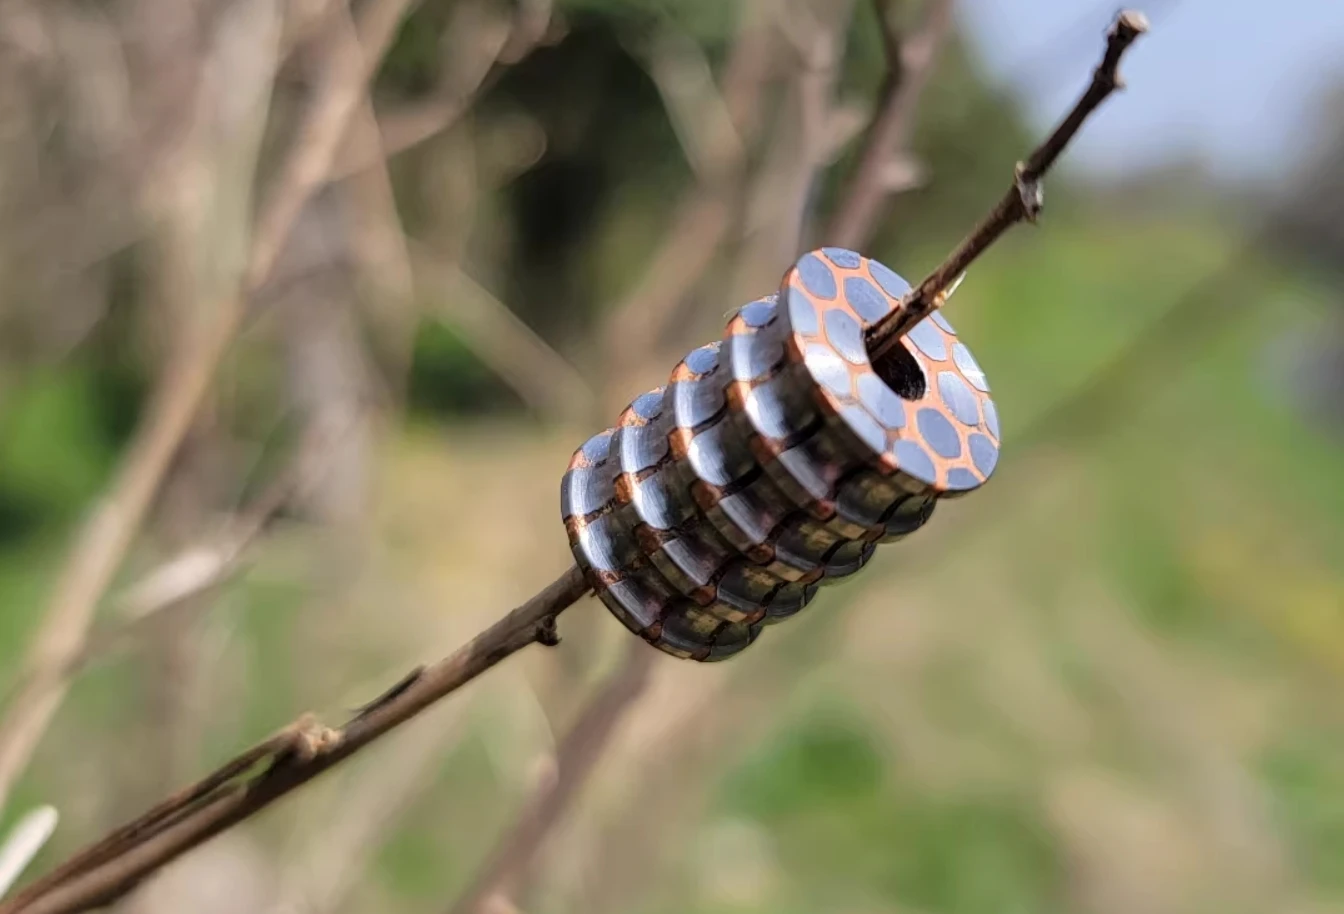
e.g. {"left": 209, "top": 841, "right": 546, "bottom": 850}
{"left": 1114, "top": 9, "right": 1150, "bottom": 37}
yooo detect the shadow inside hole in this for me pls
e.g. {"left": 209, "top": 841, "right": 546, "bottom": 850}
{"left": 869, "top": 341, "right": 926, "bottom": 401}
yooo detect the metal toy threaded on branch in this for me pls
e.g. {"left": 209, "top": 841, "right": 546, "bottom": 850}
{"left": 0, "top": 14, "right": 1150, "bottom": 914}
{"left": 561, "top": 249, "right": 998, "bottom": 660}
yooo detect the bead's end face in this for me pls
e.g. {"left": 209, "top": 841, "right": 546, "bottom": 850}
{"left": 780, "top": 250, "right": 1000, "bottom": 496}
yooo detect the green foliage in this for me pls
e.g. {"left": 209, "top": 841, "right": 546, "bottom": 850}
{"left": 378, "top": 0, "right": 461, "bottom": 98}
{"left": 0, "top": 370, "right": 117, "bottom": 541}
{"left": 0, "top": 537, "right": 64, "bottom": 671}
{"left": 407, "top": 317, "right": 527, "bottom": 418}
{"left": 556, "top": 0, "right": 738, "bottom": 41}
{"left": 228, "top": 576, "right": 308, "bottom": 744}
{"left": 715, "top": 703, "right": 1062, "bottom": 914}
{"left": 375, "top": 734, "right": 503, "bottom": 902}
{"left": 722, "top": 704, "right": 887, "bottom": 822}
{"left": 1261, "top": 731, "right": 1344, "bottom": 896}
{"left": 1098, "top": 481, "right": 1205, "bottom": 633}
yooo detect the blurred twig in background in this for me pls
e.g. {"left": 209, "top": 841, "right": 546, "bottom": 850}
{"left": 0, "top": 809, "right": 57, "bottom": 902}
{"left": 729, "top": 0, "right": 859, "bottom": 304}
{"left": 48, "top": 413, "right": 357, "bottom": 685}
{"left": 0, "top": 0, "right": 423, "bottom": 817}
{"left": 446, "top": 641, "right": 650, "bottom": 914}
{"left": 330, "top": 0, "right": 556, "bottom": 182}
{"left": 599, "top": 0, "right": 782, "bottom": 391}
{"left": 824, "top": 0, "right": 955, "bottom": 250}
{"left": 414, "top": 246, "right": 598, "bottom": 425}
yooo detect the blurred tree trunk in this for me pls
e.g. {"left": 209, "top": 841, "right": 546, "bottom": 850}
{"left": 124, "top": 0, "right": 221, "bottom": 802}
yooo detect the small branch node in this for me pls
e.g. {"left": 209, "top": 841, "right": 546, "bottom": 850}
{"left": 536, "top": 616, "right": 561, "bottom": 647}
{"left": 271, "top": 714, "right": 339, "bottom": 765}
{"left": 291, "top": 722, "right": 341, "bottom": 764}
{"left": 1014, "top": 163, "right": 1044, "bottom": 222}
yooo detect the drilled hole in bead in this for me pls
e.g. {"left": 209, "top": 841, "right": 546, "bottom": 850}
{"left": 867, "top": 339, "right": 925, "bottom": 401}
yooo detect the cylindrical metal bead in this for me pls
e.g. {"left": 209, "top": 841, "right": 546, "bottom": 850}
{"left": 560, "top": 248, "right": 1000, "bottom": 661}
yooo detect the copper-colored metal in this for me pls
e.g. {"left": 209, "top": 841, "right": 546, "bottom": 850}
{"left": 561, "top": 248, "right": 1000, "bottom": 661}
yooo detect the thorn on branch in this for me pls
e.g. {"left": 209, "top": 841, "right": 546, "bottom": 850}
{"left": 349, "top": 666, "right": 426, "bottom": 723}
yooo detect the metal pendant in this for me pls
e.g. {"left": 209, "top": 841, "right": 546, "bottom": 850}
{"left": 561, "top": 248, "right": 999, "bottom": 661}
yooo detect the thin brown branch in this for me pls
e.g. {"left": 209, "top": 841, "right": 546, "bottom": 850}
{"left": 825, "top": 0, "right": 955, "bottom": 250}
{"left": 866, "top": 9, "right": 1148, "bottom": 362}
{"left": 0, "top": 567, "right": 591, "bottom": 914}
{"left": 446, "top": 641, "right": 652, "bottom": 914}
{"left": 0, "top": 0, "right": 422, "bottom": 818}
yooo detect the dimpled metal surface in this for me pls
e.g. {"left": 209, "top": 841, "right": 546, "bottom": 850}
{"left": 560, "top": 248, "right": 1000, "bottom": 661}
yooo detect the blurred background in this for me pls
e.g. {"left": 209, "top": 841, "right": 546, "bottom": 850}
{"left": 1, "top": 0, "right": 1343, "bottom": 912}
